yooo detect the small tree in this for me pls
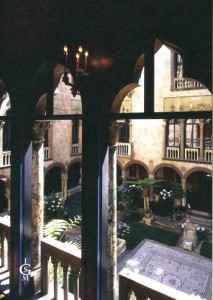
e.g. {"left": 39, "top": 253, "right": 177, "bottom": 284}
{"left": 127, "top": 178, "right": 164, "bottom": 214}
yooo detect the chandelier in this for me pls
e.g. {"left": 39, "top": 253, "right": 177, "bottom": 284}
{"left": 62, "top": 45, "right": 89, "bottom": 97}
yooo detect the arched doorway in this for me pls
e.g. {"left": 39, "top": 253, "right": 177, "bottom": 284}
{"left": 186, "top": 171, "right": 212, "bottom": 213}
{"left": 0, "top": 180, "right": 8, "bottom": 212}
{"left": 68, "top": 162, "right": 81, "bottom": 189}
{"left": 44, "top": 166, "right": 62, "bottom": 196}
{"left": 154, "top": 167, "right": 181, "bottom": 189}
{"left": 125, "top": 163, "right": 148, "bottom": 180}
{"left": 117, "top": 164, "right": 122, "bottom": 187}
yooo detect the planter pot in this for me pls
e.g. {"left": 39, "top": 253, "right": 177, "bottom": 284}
{"left": 154, "top": 194, "right": 160, "bottom": 202}
{"left": 173, "top": 198, "right": 182, "bottom": 207}
{"left": 143, "top": 212, "right": 153, "bottom": 225}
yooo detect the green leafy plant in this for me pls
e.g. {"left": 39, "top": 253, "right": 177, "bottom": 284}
{"left": 172, "top": 184, "right": 185, "bottom": 199}
{"left": 126, "top": 222, "right": 181, "bottom": 250}
{"left": 200, "top": 241, "right": 212, "bottom": 259}
{"left": 127, "top": 178, "right": 164, "bottom": 213}
{"left": 43, "top": 215, "right": 82, "bottom": 247}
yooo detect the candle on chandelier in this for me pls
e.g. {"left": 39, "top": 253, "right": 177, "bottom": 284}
{"left": 84, "top": 51, "right": 89, "bottom": 72}
{"left": 76, "top": 53, "right": 80, "bottom": 69}
{"left": 64, "top": 45, "right": 68, "bottom": 68}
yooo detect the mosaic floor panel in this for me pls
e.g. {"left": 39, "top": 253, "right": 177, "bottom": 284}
{"left": 122, "top": 240, "right": 212, "bottom": 300}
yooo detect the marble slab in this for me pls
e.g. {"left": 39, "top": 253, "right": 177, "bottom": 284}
{"left": 121, "top": 239, "right": 212, "bottom": 300}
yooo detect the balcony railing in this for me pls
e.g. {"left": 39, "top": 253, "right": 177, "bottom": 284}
{"left": 174, "top": 77, "right": 205, "bottom": 90}
{"left": 2, "top": 151, "right": 11, "bottom": 167}
{"left": 166, "top": 147, "right": 179, "bottom": 159}
{"left": 204, "top": 149, "right": 212, "bottom": 162}
{"left": 41, "top": 237, "right": 81, "bottom": 300}
{"left": 71, "top": 144, "right": 81, "bottom": 155}
{"left": 185, "top": 148, "right": 199, "bottom": 161}
{"left": 117, "top": 142, "right": 131, "bottom": 157}
{"left": 44, "top": 147, "right": 51, "bottom": 160}
{"left": 0, "top": 216, "right": 10, "bottom": 274}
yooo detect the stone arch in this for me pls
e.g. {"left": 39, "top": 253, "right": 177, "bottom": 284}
{"left": 185, "top": 168, "right": 212, "bottom": 212}
{"left": 111, "top": 83, "right": 139, "bottom": 113}
{"left": 67, "top": 160, "right": 82, "bottom": 189}
{"left": 124, "top": 160, "right": 149, "bottom": 181}
{"left": 110, "top": 39, "right": 167, "bottom": 113}
{"left": 44, "top": 162, "right": 66, "bottom": 177}
{"left": 44, "top": 163, "right": 66, "bottom": 196}
{"left": 67, "top": 158, "right": 82, "bottom": 170}
{"left": 184, "top": 167, "right": 211, "bottom": 180}
{"left": 124, "top": 160, "right": 149, "bottom": 174}
{"left": 35, "top": 64, "right": 65, "bottom": 115}
{"left": 153, "top": 163, "right": 182, "bottom": 179}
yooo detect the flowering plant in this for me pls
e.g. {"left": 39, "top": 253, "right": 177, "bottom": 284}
{"left": 160, "top": 189, "right": 173, "bottom": 200}
{"left": 117, "top": 221, "right": 130, "bottom": 239}
{"left": 196, "top": 226, "right": 207, "bottom": 239}
{"left": 44, "top": 192, "right": 66, "bottom": 220}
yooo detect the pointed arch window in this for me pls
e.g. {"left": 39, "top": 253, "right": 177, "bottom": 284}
{"left": 204, "top": 119, "right": 212, "bottom": 149}
{"left": 72, "top": 120, "right": 79, "bottom": 144}
{"left": 166, "top": 119, "right": 180, "bottom": 147}
{"left": 185, "top": 119, "right": 200, "bottom": 148}
{"left": 118, "top": 120, "right": 129, "bottom": 143}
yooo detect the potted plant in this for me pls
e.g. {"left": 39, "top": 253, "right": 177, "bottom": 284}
{"left": 127, "top": 178, "right": 163, "bottom": 225}
{"left": 172, "top": 184, "right": 185, "bottom": 208}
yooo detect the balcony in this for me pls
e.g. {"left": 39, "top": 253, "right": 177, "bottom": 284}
{"left": 71, "top": 144, "right": 81, "bottom": 156}
{"left": 1, "top": 151, "right": 11, "bottom": 167}
{"left": 166, "top": 147, "right": 179, "bottom": 159}
{"left": 185, "top": 148, "right": 199, "bottom": 161}
{"left": 173, "top": 77, "right": 205, "bottom": 90}
{"left": 44, "top": 147, "right": 51, "bottom": 160}
{"left": 204, "top": 149, "right": 212, "bottom": 162}
{"left": 117, "top": 142, "right": 131, "bottom": 157}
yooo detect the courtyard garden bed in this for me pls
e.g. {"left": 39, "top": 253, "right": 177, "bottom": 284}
{"left": 126, "top": 221, "right": 181, "bottom": 250}
{"left": 200, "top": 241, "right": 212, "bottom": 259}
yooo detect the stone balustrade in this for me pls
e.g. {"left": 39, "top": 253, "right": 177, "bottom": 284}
{"left": 204, "top": 149, "right": 212, "bottom": 162}
{"left": 166, "top": 147, "right": 179, "bottom": 159}
{"left": 174, "top": 77, "right": 204, "bottom": 90}
{"left": 2, "top": 151, "right": 11, "bottom": 167}
{"left": 71, "top": 144, "right": 80, "bottom": 155}
{"left": 41, "top": 237, "right": 81, "bottom": 300}
{"left": 117, "top": 142, "right": 131, "bottom": 157}
{"left": 0, "top": 216, "right": 10, "bottom": 271}
{"left": 43, "top": 147, "right": 51, "bottom": 160}
{"left": 185, "top": 148, "right": 199, "bottom": 161}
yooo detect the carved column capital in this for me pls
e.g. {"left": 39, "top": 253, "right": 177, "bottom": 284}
{"left": 108, "top": 121, "right": 122, "bottom": 146}
{"left": 32, "top": 121, "right": 52, "bottom": 145}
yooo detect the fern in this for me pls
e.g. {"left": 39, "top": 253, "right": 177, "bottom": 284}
{"left": 43, "top": 215, "right": 82, "bottom": 242}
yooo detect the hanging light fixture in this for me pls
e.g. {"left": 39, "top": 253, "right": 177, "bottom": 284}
{"left": 62, "top": 45, "right": 89, "bottom": 97}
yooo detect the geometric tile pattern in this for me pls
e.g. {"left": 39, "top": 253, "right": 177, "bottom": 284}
{"left": 123, "top": 240, "right": 212, "bottom": 300}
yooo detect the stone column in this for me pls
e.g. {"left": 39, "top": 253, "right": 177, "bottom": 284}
{"left": 79, "top": 120, "right": 82, "bottom": 153}
{"left": 162, "top": 120, "right": 167, "bottom": 158}
{"left": 181, "top": 178, "right": 186, "bottom": 206}
{"left": 199, "top": 119, "right": 204, "bottom": 161}
{"left": 180, "top": 119, "right": 185, "bottom": 159}
{"left": 32, "top": 121, "right": 50, "bottom": 274}
{"left": 0, "top": 121, "right": 4, "bottom": 166}
{"left": 61, "top": 173, "right": 68, "bottom": 199}
{"left": 70, "top": 120, "right": 73, "bottom": 155}
{"left": 121, "top": 170, "right": 126, "bottom": 187}
{"left": 108, "top": 122, "right": 120, "bottom": 300}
